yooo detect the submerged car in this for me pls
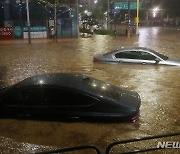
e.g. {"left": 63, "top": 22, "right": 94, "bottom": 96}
{"left": 0, "top": 73, "right": 141, "bottom": 122}
{"left": 93, "top": 47, "right": 180, "bottom": 66}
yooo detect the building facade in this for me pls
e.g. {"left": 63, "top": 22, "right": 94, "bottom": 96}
{"left": 0, "top": 0, "right": 79, "bottom": 40}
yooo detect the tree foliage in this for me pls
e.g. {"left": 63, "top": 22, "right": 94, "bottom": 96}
{"left": 143, "top": 0, "right": 180, "bottom": 16}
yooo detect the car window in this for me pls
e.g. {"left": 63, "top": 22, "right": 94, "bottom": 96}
{"left": 115, "top": 51, "right": 140, "bottom": 59}
{"left": 4, "top": 88, "right": 41, "bottom": 105}
{"left": 7, "top": 87, "right": 99, "bottom": 107}
{"left": 145, "top": 49, "right": 168, "bottom": 60}
{"left": 140, "top": 51, "right": 157, "bottom": 60}
{"left": 4, "top": 91, "right": 22, "bottom": 104}
{"left": 40, "top": 87, "right": 99, "bottom": 106}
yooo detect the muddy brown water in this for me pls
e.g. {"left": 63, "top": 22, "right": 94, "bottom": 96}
{"left": 0, "top": 27, "right": 180, "bottom": 153}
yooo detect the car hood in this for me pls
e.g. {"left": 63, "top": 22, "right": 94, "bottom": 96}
{"left": 93, "top": 53, "right": 105, "bottom": 60}
{"left": 119, "top": 90, "right": 141, "bottom": 109}
{"left": 94, "top": 83, "right": 141, "bottom": 110}
{"left": 164, "top": 58, "right": 180, "bottom": 66}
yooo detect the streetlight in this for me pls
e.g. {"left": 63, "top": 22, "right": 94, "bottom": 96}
{"left": 153, "top": 7, "right": 159, "bottom": 18}
{"left": 84, "top": 10, "right": 88, "bottom": 14}
{"left": 153, "top": 7, "right": 159, "bottom": 12}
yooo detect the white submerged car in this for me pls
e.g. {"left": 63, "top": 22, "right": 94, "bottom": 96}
{"left": 93, "top": 47, "right": 180, "bottom": 66}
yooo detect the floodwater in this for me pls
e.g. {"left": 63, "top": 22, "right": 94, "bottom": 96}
{"left": 0, "top": 27, "right": 180, "bottom": 153}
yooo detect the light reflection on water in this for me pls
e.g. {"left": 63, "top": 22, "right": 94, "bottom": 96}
{"left": 138, "top": 27, "right": 160, "bottom": 48}
{"left": 0, "top": 27, "right": 180, "bottom": 153}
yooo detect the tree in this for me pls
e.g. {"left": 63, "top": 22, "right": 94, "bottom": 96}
{"left": 142, "top": 0, "right": 180, "bottom": 17}
{"left": 163, "top": 0, "right": 180, "bottom": 16}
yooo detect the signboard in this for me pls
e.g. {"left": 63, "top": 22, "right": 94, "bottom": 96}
{"left": 23, "top": 26, "right": 47, "bottom": 32}
{"left": 23, "top": 32, "right": 47, "bottom": 39}
{"left": 49, "top": 20, "right": 54, "bottom": 27}
{"left": 23, "top": 26, "right": 47, "bottom": 39}
{"left": 87, "top": 12, "right": 92, "bottom": 16}
{"left": 14, "top": 26, "right": 23, "bottom": 38}
{"left": 0, "top": 27, "right": 13, "bottom": 39}
{"left": 114, "top": 1, "right": 142, "bottom": 10}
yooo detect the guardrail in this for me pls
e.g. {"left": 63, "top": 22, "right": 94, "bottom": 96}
{"left": 34, "top": 132, "right": 180, "bottom": 154}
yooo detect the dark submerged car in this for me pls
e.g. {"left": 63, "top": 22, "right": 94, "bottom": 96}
{"left": 0, "top": 73, "right": 141, "bottom": 122}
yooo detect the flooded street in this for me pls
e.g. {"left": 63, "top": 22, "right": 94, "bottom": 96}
{"left": 0, "top": 27, "right": 180, "bottom": 153}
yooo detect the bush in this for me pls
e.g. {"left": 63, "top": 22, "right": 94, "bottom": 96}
{"left": 79, "top": 28, "right": 116, "bottom": 36}
{"left": 94, "top": 29, "right": 115, "bottom": 36}
{"left": 79, "top": 28, "right": 91, "bottom": 34}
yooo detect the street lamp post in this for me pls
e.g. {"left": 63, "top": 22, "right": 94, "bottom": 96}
{"left": 26, "top": 0, "right": 31, "bottom": 44}
{"left": 127, "top": 0, "right": 130, "bottom": 37}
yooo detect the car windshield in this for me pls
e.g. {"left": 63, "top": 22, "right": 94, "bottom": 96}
{"left": 147, "top": 49, "right": 169, "bottom": 60}
{"left": 103, "top": 49, "right": 120, "bottom": 56}
{"left": 0, "top": 0, "right": 180, "bottom": 153}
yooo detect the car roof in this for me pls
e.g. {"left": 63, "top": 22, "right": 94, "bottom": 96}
{"left": 6, "top": 73, "right": 130, "bottom": 102}
{"left": 116, "top": 47, "right": 168, "bottom": 59}
{"left": 119, "top": 47, "right": 154, "bottom": 52}
{"left": 104, "top": 46, "right": 164, "bottom": 57}
{"left": 104, "top": 47, "right": 151, "bottom": 55}
{"left": 16, "top": 73, "right": 101, "bottom": 89}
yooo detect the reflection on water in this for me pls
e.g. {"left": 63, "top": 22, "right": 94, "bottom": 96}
{"left": 0, "top": 66, "right": 7, "bottom": 88}
{"left": 0, "top": 27, "right": 180, "bottom": 153}
{"left": 138, "top": 27, "right": 160, "bottom": 47}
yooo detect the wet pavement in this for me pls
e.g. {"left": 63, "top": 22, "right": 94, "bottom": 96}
{"left": 0, "top": 27, "right": 180, "bottom": 153}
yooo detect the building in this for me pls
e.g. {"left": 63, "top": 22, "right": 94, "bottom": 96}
{"left": 0, "top": 0, "right": 79, "bottom": 40}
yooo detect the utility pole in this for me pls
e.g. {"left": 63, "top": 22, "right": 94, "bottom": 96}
{"left": 54, "top": 0, "right": 57, "bottom": 42}
{"left": 45, "top": 4, "right": 49, "bottom": 38}
{"left": 107, "top": 0, "right": 110, "bottom": 30}
{"left": 76, "top": 0, "right": 79, "bottom": 38}
{"left": 88, "top": 0, "right": 90, "bottom": 12}
{"left": 127, "top": 0, "right": 130, "bottom": 37}
{"left": 26, "top": 0, "right": 31, "bottom": 44}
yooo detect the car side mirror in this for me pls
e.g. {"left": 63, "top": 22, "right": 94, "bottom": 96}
{"left": 155, "top": 58, "right": 161, "bottom": 64}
